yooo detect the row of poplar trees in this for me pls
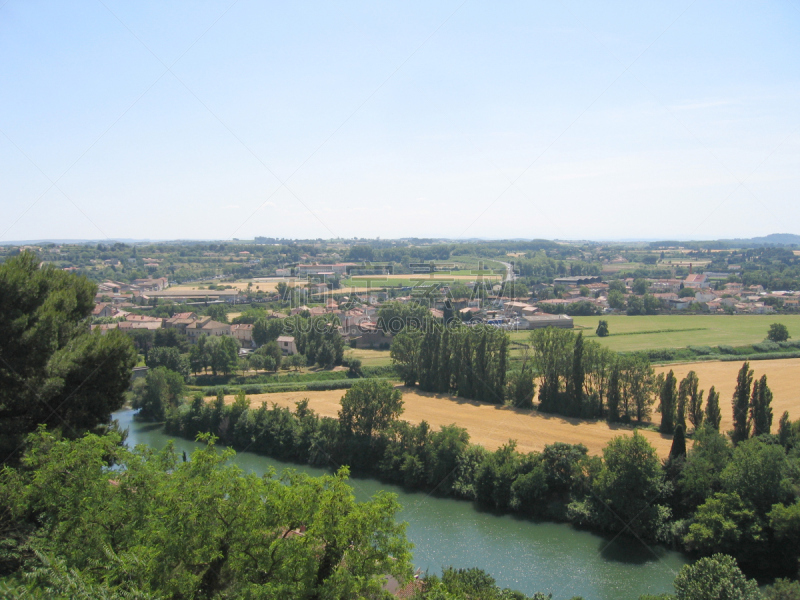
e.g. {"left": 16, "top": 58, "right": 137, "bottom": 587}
{"left": 658, "top": 361, "right": 774, "bottom": 442}
{"left": 528, "top": 328, "right": 657, "bottom": 422}
{"left": 391, "top": 324, "right": 509, "bottom": 403}
{"left": 657, "top": 370, "right": 721, "bottom": 435}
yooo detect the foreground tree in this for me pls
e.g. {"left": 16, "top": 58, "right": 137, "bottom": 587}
{"left": 672, "top": 554, "right": 760, "bottom": 600}
{"left": 0, "top": 429, "right": 412, "bottom": 599}
{"left": 0, "top": 252, "right": 136, "bottom": 463}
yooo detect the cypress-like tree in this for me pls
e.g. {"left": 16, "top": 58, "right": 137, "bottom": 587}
{"left": 494, "top": 332, "right": 509, "bottom": 403}
{"left": 682, "top": 371, "right": 704, "bottom": 430}
{"left": 569, "top": 332, "right": 585, "bottom": 417}
{"left": 705, "top": 386, "right": 721, "bottom": 431}
{"left": 658, "top": 370, "right": 677, "bottom": 434}
{"left": 669, "top": 424, "right": 687, "bottom": 460}
{"left": 676, "top": 376, "right": 689, "bottom": 431}
{"left": 607, "top": 365, "right": 621, "bottom": 423}
{"left": 777, "top": 411, "right": 793, "bottom": 449}
{"left": 750, "top": 374, "right": 773, "bottom": 437}
{"left": 731, "top": 362, "right": 753, "bottom": 444}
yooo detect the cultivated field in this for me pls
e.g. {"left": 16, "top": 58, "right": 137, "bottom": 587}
{"left": 563, "top": 314, "right": 800, "bottom": 352}
{"left": 341, "top": 273, "right": 501, "bottom": 290}
{"left": 344, "top": 348, "right": 392, "bottom": 367}
{"left": 654, "top": 358, "right": 800, "bottom": 432}
{"left": 171, "top": 278, "right": 304, "bottom": 293}
{"left": 227, "top": 386, "right": 674, "bottom": 458}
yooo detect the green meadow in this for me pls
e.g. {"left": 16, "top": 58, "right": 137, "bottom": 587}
{"left": 520, "top": 314, "right": 800, "bottom": 352}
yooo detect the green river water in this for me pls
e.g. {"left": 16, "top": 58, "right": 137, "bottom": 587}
{"left": 115, "top": 409, "right": 687, "bottom": 600}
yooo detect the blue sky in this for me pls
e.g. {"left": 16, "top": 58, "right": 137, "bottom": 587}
{"left": 1, "top": 1, "right": 798, "bottom": 242}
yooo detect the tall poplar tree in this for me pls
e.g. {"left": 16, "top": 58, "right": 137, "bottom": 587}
{"left": 705, "top": 386, "right": 721, "bottom": 431}
{"left": 658, "top": 370, "right": 678, "bottom": 434}
{"left": 682, "top": 370, "right": 705, "bottom": 430}
{"left": 606, "top": 365, "right": 621, "bottom": 423}
{"left": 750, "top": 374, "right": 773, "bottom": 437}
{"left": 731, "top": 362, "right": 754, "bottom": 444}
{"left": 569, "top": 332, "right": 585, "bottom": 417}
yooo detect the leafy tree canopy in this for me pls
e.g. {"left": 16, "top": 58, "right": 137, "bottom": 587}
{"left": 0, "top": 252, "right": 136, "bottom": 463}
{"left": 0, "top": 429, "right": 412, "bottom": 599}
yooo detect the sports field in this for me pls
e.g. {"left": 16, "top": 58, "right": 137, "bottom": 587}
{"left": 509, "top": 314, "right": 800, "bottom": 352}
{"left": 226, "top": 386, "right": 674, "bottom": 458}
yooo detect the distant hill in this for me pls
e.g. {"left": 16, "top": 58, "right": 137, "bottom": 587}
{"left": 726, "top": 233, "right": 800, "bottom": 247}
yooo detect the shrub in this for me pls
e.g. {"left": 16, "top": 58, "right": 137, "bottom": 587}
{"left": 688, "top": 346, "right": 714, "bottom": 356}
{"left": 753, "top": 341, "right": 781, "bottom": 353}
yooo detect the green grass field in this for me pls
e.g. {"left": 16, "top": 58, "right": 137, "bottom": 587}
{"left": 344, "top": 348, "right": 392, "bottom": 367}
{"left": 507, "top": 315, "right": 800, "bottom": 352}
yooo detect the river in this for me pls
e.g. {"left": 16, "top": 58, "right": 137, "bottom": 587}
{"left": 115, "top": 409, "right": 687, "bottom": 599}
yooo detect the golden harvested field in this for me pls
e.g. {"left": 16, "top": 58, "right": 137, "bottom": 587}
{"left": 226, "top": 387, "right": 674, "bottom": 458}
{"left": 349, "top": 274, "right": 500, "bottom": 281}
{"left": 655, "top": 358, "right": 800, "bottom": 432}
{"left": 171, "top": 279, "right": 304, "bottom": 293}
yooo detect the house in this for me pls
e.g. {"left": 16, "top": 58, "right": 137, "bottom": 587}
{"left": 751, "top": 303, "right": 775, "bottom": 315}
{"left": 683, "top": 274, "right": 709, "bottom": 289}
{"left": 126, "top": 314, "right": 164, "bottom": 324}
{"left": 164, "top": 312, "right": 198, "bottom": 331}
{"left": 118, "top": 321, "right": 163, "bottom": 332}
{"left": 231, "top": 323, "right": 254, "bottom": 347}
{"left": 664, "top": 298, "right": 691, "bottom": 311}
{"left": 553, "top": 275, "right": 603, "bottom": 286}
{"left": 694, "top": 291, "right": 717, "bottom": 303}
{"left": 185, "top": 319, "right": 231, "bottom": 342}
{"left": 92, "top": 303, "right": 116, "bottom": 318}
{"left": 277, "top": 335, "right": 298, "bottom": 355}
{"left": 352, "top": 322, "right": 393, "bottom": 349}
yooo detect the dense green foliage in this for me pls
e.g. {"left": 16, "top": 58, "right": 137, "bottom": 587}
{"left": 391, "top": 324, "right": 509, "bottom": 403}
{"left": 531, "top": 328, "right": 655, "bottom": 421}
{"left": 0, "top": 252, "right": 137, "bottom": 464}
{"left": 0, "top": 429, "right": 412, "bottom": 599}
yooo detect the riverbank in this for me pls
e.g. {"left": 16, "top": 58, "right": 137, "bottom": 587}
{"left": 218, "top": 385, "right": 675, "bottom": 458}
{"left": 116, "top": 409, "right": 687, "bottom": 599}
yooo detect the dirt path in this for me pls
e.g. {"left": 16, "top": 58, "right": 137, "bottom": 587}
{"left": 227, "top": 387, "right": 674, "bottom": 458}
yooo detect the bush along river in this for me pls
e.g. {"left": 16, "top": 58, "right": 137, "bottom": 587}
{"left": 115, "top": 409, "right": 687, "bottom": 599}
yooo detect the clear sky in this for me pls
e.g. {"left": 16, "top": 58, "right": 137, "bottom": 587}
{"left": 1, "top": 1, "right": 798, "bottom": 242}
